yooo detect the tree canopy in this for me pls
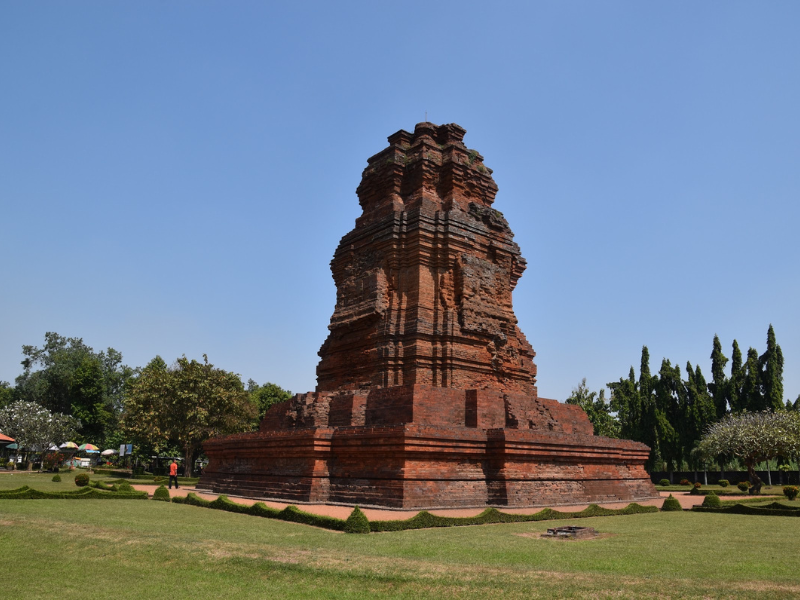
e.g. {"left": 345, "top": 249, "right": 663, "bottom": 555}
{"left": 122, "top": 355, "right": 256, "bottom": 476}
{"left": 0, "top": 400, "right": 79, "bottom": 468}
{"left": 247, "top": 380, "right": 292, "bottom": 424}
{"left": 565, "top": 378, "right": 619, "bottom": 438}
{"left": 696, "top": 410, "right": 800, "bottom": 492}
{"left": 14, "top": 332, "right": 134, "bottom": 444}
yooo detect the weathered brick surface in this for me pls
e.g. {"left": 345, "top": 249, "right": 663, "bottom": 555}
{"left": 200, "top": 123, "right": 659, "bottom": 508}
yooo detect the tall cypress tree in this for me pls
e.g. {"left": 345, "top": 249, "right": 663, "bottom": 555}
{"left": 708, "top": 334, "right": 729, "bottom": 419}
{"left": 759, "top": 324, "right": 785, "bottom": 411}
{"left": 655, "top": 359, "right": 681, "bottom": 477}
{"left": 609, "top": 349, "right": 659, "bottom": 470}
{"left": 728, "top": 340, "right": 744, "bottom": 413}
{"left": 742, "top": 347, "right": 763, "bottom": 412}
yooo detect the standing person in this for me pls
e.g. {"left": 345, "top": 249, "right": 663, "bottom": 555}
{"left": 168, "top": 459, "right": 179, "bottom": 489}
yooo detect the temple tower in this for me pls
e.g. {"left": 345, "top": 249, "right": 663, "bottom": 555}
{"left": 317, "top": 122, "right": 536, "bottom": 395}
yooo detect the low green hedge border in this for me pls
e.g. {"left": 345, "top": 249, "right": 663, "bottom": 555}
{"left": 0, "top": 485, "right": 148, "bottom": 500}
{"left": 172, "top": 493, "right": 347, "bottom": 531}
{"left": 692, "top": 501, "right": 800, "bottom": 517}
{"left": 170, "top": 493, "right": 657, "bottom": 533}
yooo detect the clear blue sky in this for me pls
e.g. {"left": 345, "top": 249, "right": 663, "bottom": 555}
{"left": 1, "top": 2, "right": 798, "bottom": 403}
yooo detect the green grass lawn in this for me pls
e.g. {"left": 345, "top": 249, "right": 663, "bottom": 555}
{"left": 1, "top": 473, "right": 799, "bottom": 599}
{"left": 0, "top": 470, "right": 196, "bottom": 491}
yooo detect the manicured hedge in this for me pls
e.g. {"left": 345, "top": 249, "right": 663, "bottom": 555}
{"left": 171, "top": 493, "right": 656, "bottom": 533}
{"left": 369, "top": 503, "right": 656, "bottom": 532}
{"left": 0, "top": 485, "right": 148, "bottom": 500}
{"left": 171, "top": 493, "right": 347, "bottom": 531}
{"left": 89, "top": 480, "right": 118, "bottom": 492}
{"left": 692, "top": 502, "right": 800, "bottom": 517}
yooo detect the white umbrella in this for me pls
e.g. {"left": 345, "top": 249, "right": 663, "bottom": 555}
{"left": 100, "top": 449, "right": 118, "bottom": 456}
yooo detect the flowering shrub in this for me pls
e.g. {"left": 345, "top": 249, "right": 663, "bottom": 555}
{"left": 680, "top": 479, "right": 691, "bottom": 486}
{"left": 783, "top": 486, "right": 799, "bottom": 501}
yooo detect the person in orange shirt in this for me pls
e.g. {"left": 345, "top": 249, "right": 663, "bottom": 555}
{"left": 169, "top": 459, "right": 179, "bottom": 489}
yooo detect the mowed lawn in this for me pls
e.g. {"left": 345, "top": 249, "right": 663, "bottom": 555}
{"left": 1, "top": 473, "right": 799, "bottom": 599}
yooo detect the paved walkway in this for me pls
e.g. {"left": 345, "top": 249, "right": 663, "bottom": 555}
{"left": 130, "top": 484, "right": 753, "bottom": 521}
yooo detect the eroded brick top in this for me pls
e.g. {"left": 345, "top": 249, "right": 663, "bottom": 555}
{"left": 317, "top": 123, "right": 538, "bottom": 396}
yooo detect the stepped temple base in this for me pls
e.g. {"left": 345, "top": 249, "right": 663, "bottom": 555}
{"left": 199, "top": 386, "right": 658, "bottom": 509}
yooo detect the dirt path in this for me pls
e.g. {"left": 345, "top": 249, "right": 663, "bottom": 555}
{"left": 130, "top": 484, "right": 754, "bottom": 521}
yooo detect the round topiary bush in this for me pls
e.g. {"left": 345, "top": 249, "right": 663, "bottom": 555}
{"left": 718, "top": 479, "right": 729, "bottom": 488}
{"left": 117, "top": 481, "right": 134, "bottom": 492}
{"left": 783, "top": 486, "right": 799, "bottom": 501}
{"left": 737, "top": 481, "right": 751, "bottom": 492}
{"left": 679, "top": 479, "right": 691, "bottom": 486}
{"left": 52, "top": 474, "right": 62, "bottom": 482}
{"left": 661, "top": 494, "right": 682, "bottom": 511}
{"left": 702, "top": 493, "right": 721, "bottom": 508}
{"left": 658, "top": 479, "right": 670, "bottom": 486}
{"left": 344, "top": 506, "right": 370, "bottom": 534}
{"left": 152, "top": 485, "right": 171, "bottom": 502}
{"left": 74, "top": 473, "right": 90, "bottom": 487}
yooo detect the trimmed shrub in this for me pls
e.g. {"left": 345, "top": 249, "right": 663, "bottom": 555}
{"left": 170, "top": 493, "right": 656, "bottom": 533}
{"left": 152, "top": 485, "right": 171, "bottom": 502}
{"left": 718, "top": 479, "right": 729, "bottom": 487}
{"left": 658, "top": 479, "right": 670, "bottom": 486}
{"left": 74, "top": 473, "right": 90, "bottom": 487}
{"left": 5, "top": 461, "right": 14, "bottom": 471}
{"left": 153, "top": 476, "right": 165, "bottom": 483}
{"left": 783, "top": 486, "right": 799, "bottom": 501}
{"left": 0, "top": 485, "right": 147, "bottom": 500}
{"left": 737, "top": 481, "right": 751, "bottom": 492}
{"left": 661, "top": 495, "right": 682, "bottom": 511}
{"left": 344, "top": 507, "right": 370, "bottom": 534}
{"left": 693, "top": 502, "right": 800, "bottom": 517}
{"left": 52, "top": 474, "right": 62, "bottom": 482}
{"left": 117, "top": 481, "right": 134, "bottom": 492}
{"left": 702, "top": 493, "right": 722, "bottom": 508}
{"left": 679, "top": 479, "right": 691, "bottom": 486}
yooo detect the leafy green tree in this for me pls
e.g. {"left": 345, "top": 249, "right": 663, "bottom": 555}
{"left": 728, "top": 340, "right": 744, "bottom": 412}
{"left": 684, "top": 362, "right": 716, "bottom": 479}
{"left": 565, "top": 379, "right": 620, "bottom": 438}
{"left": 696, "top": 410, "right": 800, "bottom": 493}
{"left": 0, "top": 400, "right": 79, "bottom": 470}
{"left": 741, "top": 347, "right": 763, "bottom": 412}
{"left": 0, "top": 382, "right": 14, "bottom": 409}
{"left": 655, "top": 359, "right": 682, "bottom": 477}
{"left": 70, "top": 356, "right": 111, "bottom": 443}
{"left": 708, "top": 334, "right": 729, "bottom": 419}
{"left": 759, "top": 324, "right": 784, "bottom": 412}
{"left": 122, "top": 355, "right": 256, "bottom": 476}
{"left": 247, "top": 380, "right": 292, "bottom": 424}
{"left": 609, "top": 347, "right": 659, "bottom": 470}
{"left": 14, "top": 332, "right": 133, "bottom": 444}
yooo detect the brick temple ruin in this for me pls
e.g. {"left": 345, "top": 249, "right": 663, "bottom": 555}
{"left": 199, "top": 122, "right": 658, "bottom": 509}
